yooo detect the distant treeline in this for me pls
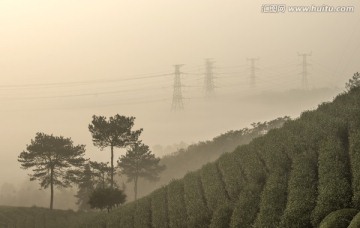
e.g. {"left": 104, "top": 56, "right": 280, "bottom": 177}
{"left": 127, "top": 116, "right": 290, "bottom": 199}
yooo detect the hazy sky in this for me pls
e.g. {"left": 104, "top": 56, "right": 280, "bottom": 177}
{"left": 1, "top": 0, "right": 359, "bottom": 187}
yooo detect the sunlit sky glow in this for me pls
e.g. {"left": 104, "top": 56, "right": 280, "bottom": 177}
{"left": 1, "top": 0, "right": 359, "bottom": 185}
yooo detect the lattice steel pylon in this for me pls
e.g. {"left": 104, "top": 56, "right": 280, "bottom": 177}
{"left": 171, "top": 64, "right": 184, "bottom": 111}
{"left": 204, "top": 59, "right": 215, "bottom": 98}
{"left": 247, "top": 58, "right": 259, "bottom": 87}
{"left": 298, "top": 52, "right": 312, "bottom": 90}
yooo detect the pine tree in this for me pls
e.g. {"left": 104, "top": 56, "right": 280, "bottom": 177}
{"left": 89, "top": 114, "right": 142, "bottom": 188}
{"left": 75, "top": 164, "right": 94, "bottom": 211}
{"left": 18, "top": 133, "right": 86, "bottom": 210}
{"left": 118, "top": 142, "right": 165, "bottom": 200}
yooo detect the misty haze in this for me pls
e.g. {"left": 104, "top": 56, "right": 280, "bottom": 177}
{"left": 1, "top": 0, "right": 360, "bottom": 227}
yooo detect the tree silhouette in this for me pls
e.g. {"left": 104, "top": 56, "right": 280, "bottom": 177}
{"left": 74, "top": 163, "right": 94, "bottom": 211}
{"left": 89, "top": 114, "right": 142, "bottom": 189}
{"left": 88, "top": 187, "right": 126, "bottom": 212}
{"left": 18, "top": 133, "right": 86, "bottom": 210}
{"left": 345, "top": 72, "right": 360, "bottom": 91}
{"left": 74, "top": 161, "right": 113, "bottom": 210}
{"left": 118, "top": 142, "right": 165, "bottom": 200}
{"left": 89, "top": 161, "right": 112, "bottom": 189}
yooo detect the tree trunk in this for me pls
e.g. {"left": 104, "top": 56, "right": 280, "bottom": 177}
{"left": 102, "top": 173, "right": 105, "bottom": 189}
{"left": 111, "top": 145, "right": 114, "bottom": 189}
{"left": 50, "top": 168, "right": 54, "bottom": 210}
{"left": 134, "top": 176, "right": 138, "bottom": 200}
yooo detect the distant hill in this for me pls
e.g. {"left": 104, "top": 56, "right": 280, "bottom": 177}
{"left": 130, "top": 116, "right": 290, "bottom": 199}
{"left": 82, "top": 86, "right": 360, "bottom": 227}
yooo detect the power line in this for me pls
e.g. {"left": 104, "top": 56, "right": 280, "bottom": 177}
{"left": 0, "top": 72, "right": 173, "bottom": 89}
{"left": 0, "top": 98, "right": 170, "bottom": 112}
{"left": 0, "top": 56, "right": 344, "bottom": 112}
{"left": 0, "top": 86, "right": 172, "bottom": 101}
{"left": 216, "top": 64, "right": 248, "bottom": 69}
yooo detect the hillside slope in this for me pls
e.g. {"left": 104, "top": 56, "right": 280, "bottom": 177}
{"left": 132, "top": 117, "right": 289, "bottom": 199}
{"left": 81, "top": 87, "right": 360, "bottom": 228}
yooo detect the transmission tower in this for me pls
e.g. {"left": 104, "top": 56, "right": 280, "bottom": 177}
{"left": 298, "top": 52, "right": 311, "bottom": 90}
{"left": 247, "top": 58, "right": 259, "bottom": 87}
{"left": 171, "top": 64, "right": 184, "bottom": 111}
{"left": 204, "top": 59, "right": 215, "bottom": 98}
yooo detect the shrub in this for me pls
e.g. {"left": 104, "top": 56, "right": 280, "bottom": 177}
{"left": 150, "top": 187, "right": 169, "bottom": 228}
{"left": 229, "top": 145, "right": 267, "bottom": 227}
{"left": 209, "top": 203, "right": 233, "bottom": 228}
{"left": 251, "top": 129, "right": 291, "bottom": 172}
{"left": 217, "top": 152, "right": 246, "bottom": 200}
{"left": 311, "top": 135, "right": 352, "bottom": 227}
{"left": 183, "top": 171, "right": 211, "bottom": 227}
{"left": 319, "top": 208, "right": 358, "bottom": 228}
{"left": 280, "top": 152, "right": 317, "bottom": 228}
{"left": 134, "top": 197, "right": 152, "bottom": 228}
{"left": 348, "top": 211, "right": 360, "bottom": 228}
{"left": 200, "top": 163, "right": 230, "bottom": 212}
{"left": 253, "top": 169, "right": 289, "bottom": 228}
{"left": 167, "top": 179, "right": 187, "bottom": 228}
{"left": 235, "top": 145, "right": 267, "bottom": 187}
{"left": 349, "top": 130, "right": 360, "bottom": 208}
{"left": 110, "top": 203, "right": 135, "bottom": 228}
{"left": 230, "top": 183, "right": 263, "bottom": 228}
{"left": 89, "top": 188, "right": 126, "bottom": 212}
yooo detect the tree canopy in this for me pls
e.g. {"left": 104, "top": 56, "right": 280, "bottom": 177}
{"left": 74, "top": 163, "right": 94, "bottom": 211}
{"left": 89, "top": 114, "right": 142, "bottom": 188}
{"left": 18, "top": 133, "right": 86, "bottom": 210}
{"left": 346, "top": 72, "right": 360, "bottom": 91}
{"left": 88, "top": 187, "right": 126, "bottom": 212}
{"left": 89, "top": 161, "right": 112, "bottom": 189}
{"left": 88, "top": 115, "right": 142, "bottom": 149}
{"left": 118, "top": 142, "right": 165, "bottom": 200}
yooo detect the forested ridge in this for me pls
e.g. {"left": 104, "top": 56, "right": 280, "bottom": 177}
{"left": 133, "top": 117, "right": 289, "bottom": 199}
{"left": 80, "top": 86, "right": 360, "bottom": 227}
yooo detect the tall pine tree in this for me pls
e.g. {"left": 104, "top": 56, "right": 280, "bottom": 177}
{"left": 118, "top": 142, "right": 165, "bottom": 200}
{"left": 18, "top": 133, "right": 86, "bottom": 210}
{"left": 89, "top": 114, "right": 142, "bottom": 188}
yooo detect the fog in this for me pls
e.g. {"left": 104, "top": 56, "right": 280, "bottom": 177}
{"left": 1, "top": 0, "right": 359, "bottom": 208}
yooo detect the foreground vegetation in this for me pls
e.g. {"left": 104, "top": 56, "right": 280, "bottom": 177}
{"left": 0, "top": 206, "right": 95, "bottom": 228}
{"left": 80, "top": 81, "right": 360, "bottom": 227}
